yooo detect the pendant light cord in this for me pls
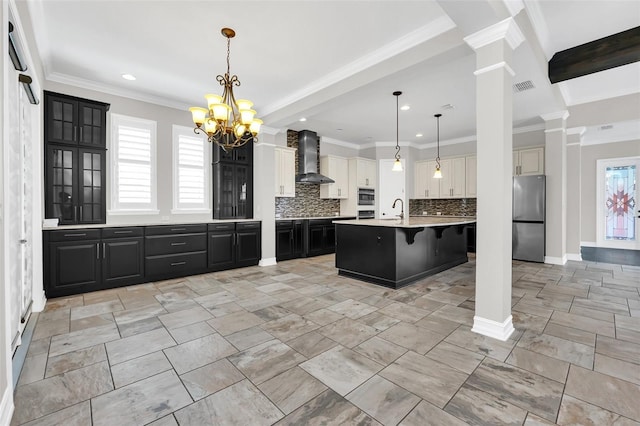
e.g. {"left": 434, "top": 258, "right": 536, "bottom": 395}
{"left": 395, "top": 91, "right": 401, "bottom": 161}
{"left": 435, "top": 114, "right": 441, "bottom": 167}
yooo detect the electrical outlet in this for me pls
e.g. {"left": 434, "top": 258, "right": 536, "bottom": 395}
{"left": 422, "top": 211, "right": 428, "bottom": 215}
{"left": 436, "top": 212, "right": 442, "bottom": 215}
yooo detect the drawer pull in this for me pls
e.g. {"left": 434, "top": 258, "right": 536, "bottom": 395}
{"left": 170, "top": 242, "right": 186, "bottom": 246}
{"left": 171, "top": 228, "right": 187, "bottom": 231}
{"left": 114, "top": 230, "right": 133, "bottom": 234}
{"left": 170, "top": 261, "right": 186, "bottom": 266}
{"left": 64, "top": 233, "right": 87, "bottom": 237}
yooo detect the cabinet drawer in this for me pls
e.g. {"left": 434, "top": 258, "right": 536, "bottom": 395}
{"left": 47, "top": 229, "right": 101, "bottom": 242}
{"left": 208, "top": 223, "right": 236, "bottom": 232}
{"left": 145, "top": 233, "right": 207, "bottom": 256}
{"left": 102, "top": 227, "right": 143, "bottom": 239}
{"left": 237, "top": 221, "right": 261, "bottom": 231}
{"left": 276, "top": 220, "right": 293, "bottom": 229}
{"left": 145, "top": 252, "right": 207, "bottom": 278}
{"left": 145, "top": 224, "right": 207, "bottom": 236}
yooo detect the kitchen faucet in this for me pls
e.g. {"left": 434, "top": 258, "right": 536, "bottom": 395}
{"left": 392, "top": 198, "right": 404, "bottom": 220}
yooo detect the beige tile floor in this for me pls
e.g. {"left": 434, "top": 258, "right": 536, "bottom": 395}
{"left": 10, "top": 254, "right": 640, "bottom": 425}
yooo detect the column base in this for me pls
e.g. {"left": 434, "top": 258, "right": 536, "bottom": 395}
{"left": 259, "top": 257, "right": 277, "bottom": 267}
{"left": 544, "top": 255, "right": 567, "bottom": 265}
{"left": 472, "top": 315, "right": 515, "bottom": 341}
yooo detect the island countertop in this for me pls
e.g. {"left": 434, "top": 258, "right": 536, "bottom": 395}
{"left": 333, "top": 216, "right": 476, "bottom": 228}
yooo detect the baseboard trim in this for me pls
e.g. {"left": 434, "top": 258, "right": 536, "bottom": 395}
{"left": 259, "top": 257, "right": 277, "bottom": 267}
{"left": 544, "top": 255, "right": 567, "bottom": 265}
{"left": 33, "top": 290, "right": 46, "bottom": 312}
{"left": 566, "top": 253, "right": 582, "bottom": 262}
{"left": 472, "top": 315, "right": 515, "bottom": 341}
{"left": 0, "top": 385, "right": 14, "bottom": 426}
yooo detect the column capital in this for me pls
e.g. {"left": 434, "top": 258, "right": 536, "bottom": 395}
{"left": 463, "top": 17, "right": 525, "bottom": 51}
{"left": 540, "top": 111, "right": 569, "bottom": 121}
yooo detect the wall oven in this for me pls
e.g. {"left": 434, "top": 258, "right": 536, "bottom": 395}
{"left": 357, "top": 210, "right": 375, "bottom": 219}
{"left": 358, "top": 188, "right": 375, "bottom": 206}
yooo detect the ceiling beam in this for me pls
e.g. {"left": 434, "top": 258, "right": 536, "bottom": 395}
{"left": 548, "top": 26, "right": 640, "bottom": 84}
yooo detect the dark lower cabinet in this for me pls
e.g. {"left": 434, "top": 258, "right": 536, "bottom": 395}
{"left": 45, "top": 227, "right": 144, "bottom": 298}
{"left": 276, "top": 220, "right": 304, "bottom": 261}
{"left": 48, "top": 239, "right": 101, "bottom": 297}
{"left": 208, "top": 222, "right": 261, "bottom": 271}
{"left": 44, "top": 222, "right": 260, "bottom": 298}
{"left": 102, "top": 237, "right": 144, "bottom": 287}
{"left": 144, "top": 225, "right": 207, "bottom": 280}
{"left": 307, "top": 219, "right": 336, "bottom": 257}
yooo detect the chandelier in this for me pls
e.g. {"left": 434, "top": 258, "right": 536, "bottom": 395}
{"left": 433, "top": 113, "right": 443, "bottom": 178}
{"left": 189, "top": 28, "right": 262, "bottom": 151}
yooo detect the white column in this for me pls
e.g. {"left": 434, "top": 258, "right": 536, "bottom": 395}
{"left": 253, "top": 130, "right": 279, "bottom": 267}
{"left": 1, "top": 1, "right": 16, "bottom": 424}
{"left": 542, "top": 112, "right": 569, "bottom": 265}
{"left": 464, "top": 18, "right": 524, "bottom": 341}
{"left": 566, "top": 127, "right": 584, "bottom": 261}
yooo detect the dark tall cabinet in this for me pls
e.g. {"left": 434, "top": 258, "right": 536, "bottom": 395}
{"left": 44, "top": 91, "right": 109, "bottom": 225}
{"left": 212, "top": 143, "right": 253, "bottom": 219}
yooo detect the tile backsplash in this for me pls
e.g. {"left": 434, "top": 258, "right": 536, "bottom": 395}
{"left": 274, "top": 130, "right": 340, "bottom": 218}
{"left": 409, "top": 198, "right": 477, "bottom": 216}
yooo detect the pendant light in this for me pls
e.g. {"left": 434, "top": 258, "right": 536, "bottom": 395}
{"left": 433, "top": 113, "right": 443, "bottom": 178}
{"left": 392, "top": 91, "right": 403, "bottom": 172}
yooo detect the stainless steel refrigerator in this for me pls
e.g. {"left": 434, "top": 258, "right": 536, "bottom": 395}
{"left": 513, "top": 175, "right": 546, "bottom": 262}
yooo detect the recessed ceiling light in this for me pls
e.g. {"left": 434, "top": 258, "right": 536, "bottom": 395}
{"left": 441, "top": 103, "right": 455, "bottom": 110}
{"left": 299, "top": 117, "right": 307, "bottom": 122}
{"left": 400, "top": 105, "right": 410, "bottom": 111}
{"left": 337, "top": 128, "right": 343, "bottom": 131}
{"left": 122, "top": 73, "right": 136, "bottom": 81}
{"left": 416, "top": 133, "right": 423, "bottom": 137}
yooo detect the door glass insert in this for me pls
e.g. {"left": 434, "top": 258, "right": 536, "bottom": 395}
{"left": 604, "top": 164, "right": 636, "bottom": 241}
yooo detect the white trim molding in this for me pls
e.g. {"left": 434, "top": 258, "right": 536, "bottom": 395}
{"left": 0, "top": 386, "right": 14, "bottom": 426}
{"left": 473, "top": 62, "right": 516, "bottom": 77}
{"left": 566, "top": 253, "right": 583, "bottom": 262}
{"left": 472, "top": 315, "right": 515, "bottom": 341}
{"left": 545, "top": 255, "right": 567, "bottom": 265}
{"left": 464, "top": 17, "right": 525, "bottom": 51}
{"left": 259, "top": 257, "right": 277, "bottom": 267}
{"left": 540, "top": 111, "right": 569, "bottom": 121}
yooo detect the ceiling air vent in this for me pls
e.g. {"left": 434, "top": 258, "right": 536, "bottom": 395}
{"left": 599, "top": 124, "right": 614, "bottom": 131}
{"left": 513, "top": 80, "right": 535, "bottom": 93}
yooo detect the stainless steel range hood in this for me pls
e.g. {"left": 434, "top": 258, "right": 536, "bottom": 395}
{"left": 295, "top": 130, "right": 335, "bottom": 184}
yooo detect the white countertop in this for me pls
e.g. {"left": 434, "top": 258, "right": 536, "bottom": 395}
{"left": 43, "top": 218, "right": 258, "bottom": 230}
{"left": 333, "top": 217, "right": 476, "bottom": 228}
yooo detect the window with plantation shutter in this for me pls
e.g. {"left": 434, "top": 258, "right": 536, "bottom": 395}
{"left": 110, "top": 114, "right": 158, "bottom": 213}
{"left": 172, "top": 125, "right": 210, "bottom": 213}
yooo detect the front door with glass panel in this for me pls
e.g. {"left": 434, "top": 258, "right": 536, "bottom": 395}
{"left": 597, "top": 157, "right": 639, "bottom": 250}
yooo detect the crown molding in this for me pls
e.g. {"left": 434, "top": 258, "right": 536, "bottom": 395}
{"left": 566, "top": 127, "right": 586, "bottom": 136}
{"left": 25, "top": 0, "right": 52, "bottom": 79}
{"left": 320, "top": 136, "right": 362, "bottom": 150}
{"left": 522, "top": 0, "right": 551, "bottom": 60}
{"left": 46, "top": 71, "right": 191, "bottom": 111}
{"left": 259, "top": 125, "right": 281, "bottom": 136}
{"left": 260, "top": 15, "right": 457, "bottom": 116}
{"left": 514, "top": 123, "right": 546, "bottom": 134}
{"left": 503, "top": 0, "right": 525, "bottom": 17}
{"left": 464, "top": 17, "right": 525, "bottom": 51}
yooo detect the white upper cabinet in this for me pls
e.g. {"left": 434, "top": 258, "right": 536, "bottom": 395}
{"left": 440, "top": 157, "right": 466, "bottom": 198}
{"left": 320, "top": 155, "right": 349, "bottom": 199}
{"left": 414, "top": 160, "right": 441, "bottom": 199}
{"left": 514, "top": 147, "right": 544, "bottom": 176}
{"left": 465, "top": 155, "right": 477, "bottom": 198}
{"left": 275, "top": 146, "right": 296, "bottom": 197}
{"left": 355, "top": 158, "right": 377, "bottom": 189}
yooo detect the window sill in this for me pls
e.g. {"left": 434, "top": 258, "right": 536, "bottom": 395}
{"left": 108, "top": 209, "right": 160, "bottom": 216}
{"left": 170, "top": 209, "right": 212, "bottom": 215}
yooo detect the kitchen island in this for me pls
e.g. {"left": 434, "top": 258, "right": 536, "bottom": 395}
{"left": 334, "top": 217, "right": 476, "bottom": 289}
